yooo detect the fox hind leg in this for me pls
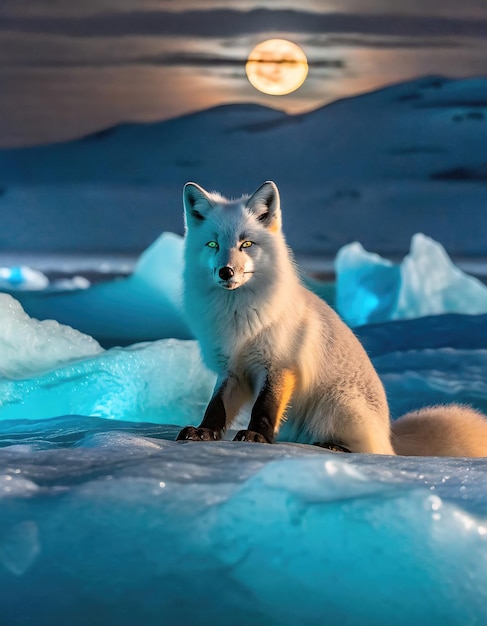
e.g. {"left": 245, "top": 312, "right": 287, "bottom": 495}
{"left": 339, "top": 405, "right": 395, "bottom": 455}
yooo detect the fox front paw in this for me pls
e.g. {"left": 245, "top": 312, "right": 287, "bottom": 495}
{"left": 176, "top": 426, "right": 222, "bottom": 441}
{"left": 233, "top": 430, "right": 270, "bottom": 444}
{"left": 313, "top": 441, "right": 352, "bottom": 453}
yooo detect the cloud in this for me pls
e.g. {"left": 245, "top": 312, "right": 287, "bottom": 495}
{"left": 1, "top": 8, "right": 487, "bottom": 39}
{"left": 4, "top": 51, "right": 344, "bottom": 69}
{"left": 303, "top": 34, "right": 468, "bottom": 49}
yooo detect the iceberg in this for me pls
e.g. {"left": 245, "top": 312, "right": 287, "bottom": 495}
{"left": 0, "top": 266, "right": 49, "bottom": 291}
{"left": 0, "top": 294, "right": 211, "bottom": 423}
{"left": 7, "top": 232, "right": 487, "bottom": 348}
{"left": 336, "top": 233, "right": 487, "bottom": 326}
{"left": 334, "top": 242, "right": 400, "bottom": 326}
{"left": 12, "top": 232, "right": 191, "bottom": 346}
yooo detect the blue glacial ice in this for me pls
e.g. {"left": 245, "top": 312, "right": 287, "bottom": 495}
{"left": 1, "top": 294, "right": 487, "bottom": 427}
{"left": 0, "top": 266, "right": 49, "bottom": 291}
{"left": 0, "top": 294, "right": 102, "bottom": 380}
{"left": 12, "top": 232, "right": 190, "bottom": 346}
{"left": 10, "top": 231, "right": 487, "bottom": 347}
{"left": 0, "top": 246, "right": 487, "bottom": 624}
{"left": 336, "top": 233, "right": 487, "bottom": 327}
{"left": 0, "top": 417, "right": 486, "bottom": 626}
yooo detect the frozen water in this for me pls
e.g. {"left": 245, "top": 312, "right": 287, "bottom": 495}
{"left": 12, "top": 232, "right": 190, "bottom": 346}
{"left": 0, "top": 293, "right": 102, "bottom": 379}
{"left": 0, "top": 295, "right": 486, "bottom": 437}
{"left": 336, "top": 233, "right": 487, "bottom": 326}
{"left": 133, "top": 230, "right": 183, "bottom": 309}
{"left": 396, "top": 234, "right": 487, "bottom": 319}
{"left": 0, "top": 284, "right": 486, "bottom": 624}
{"left": 334, "top": 242, "right": 400, "bottom": 326}
{"left": 10, "top": 231, "right": 486, "bottom": 346}
{"left": 0, "top": 338, "right": 214, "bottom": 424}
{"left": 0, "top": 266, "right": 49, "bottom": 291}
{"left": 50, "top": 275, "right": 91, "bottom": 291}
{"left": 0, "top": 416, "right": 486, "bottom": 625}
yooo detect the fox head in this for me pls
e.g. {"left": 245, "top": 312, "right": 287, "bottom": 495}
{"left": 183, "top": 181, "right": 283, "bottom": 291}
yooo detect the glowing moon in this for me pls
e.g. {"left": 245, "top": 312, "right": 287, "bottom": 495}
{"left": 246, "top": 39, "right": 309, "bottom": 96}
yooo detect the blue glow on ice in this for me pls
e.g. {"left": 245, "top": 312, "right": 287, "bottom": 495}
{"left": 11, "top": 232, "right": 190, "bottom": 346}
{"left": 1, "top": 236, "right": 487, "bottom": 624}
{"left": 0, "top": 418, "right": 486, "bottom": 625}
{"left": 336, "top": 234, "right": 487, "bottom": 327}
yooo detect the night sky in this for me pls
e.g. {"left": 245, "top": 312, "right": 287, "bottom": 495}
{"left": 2, "top": 0, "right": 487, "bottom": 147}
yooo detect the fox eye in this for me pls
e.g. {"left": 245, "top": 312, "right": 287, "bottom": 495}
{"left": 241, "top": 241, "right": 254, "bottom": 249}
{"left": 206, "top": 241, "right": 219, "bottom": 249}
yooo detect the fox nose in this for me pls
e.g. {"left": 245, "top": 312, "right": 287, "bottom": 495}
{"left": 218, "top": 266, "right": 234, "bottom": 281}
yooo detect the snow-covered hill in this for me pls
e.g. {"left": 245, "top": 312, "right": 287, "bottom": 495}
{"left": 1, "top": 76, "right": 486, "bottom": 257}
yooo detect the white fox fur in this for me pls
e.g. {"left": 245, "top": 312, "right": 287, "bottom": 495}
{"left": 177, "top": 180, "right": 487, "bottom": 457}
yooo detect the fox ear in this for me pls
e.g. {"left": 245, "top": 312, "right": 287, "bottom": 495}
{"left": 246, "top": 181, "right": 281, "bottom": 231}
{"left": 183, "top": 182, "right": 214, "bottom": 226}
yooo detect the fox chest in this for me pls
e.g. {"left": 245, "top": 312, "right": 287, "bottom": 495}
{"left": 192, "top": 292, "right": 289, "bottom": 376}
{"left": 203, "top": 321, "right": 278, "bottom": 380}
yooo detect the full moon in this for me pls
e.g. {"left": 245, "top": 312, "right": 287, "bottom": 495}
{"left": 245, "top": 39, "right": 309, "bottom": 96}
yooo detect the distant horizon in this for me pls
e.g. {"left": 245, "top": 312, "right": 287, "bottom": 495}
{"left": 0, "top": 72, "right": 421, "bottom": 148}
{"left": 2, "top": 0, "right": 487, "bottom": 148}
{"left": 2, "top": 71, "right": 483, "bottom": 149}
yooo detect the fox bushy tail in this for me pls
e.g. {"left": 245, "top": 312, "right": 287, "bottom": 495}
{"left": 391, "top": 404, "right": 487, "bottom": 457}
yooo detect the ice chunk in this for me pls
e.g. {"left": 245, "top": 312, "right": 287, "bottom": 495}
{"left": 133, "top": 230, "right": 183, "bottom": 310}
{"left": 335, "top": 241, "right": 400, "bottom": 326}
{"left": 13, "top": 232, "right": 190, "bottom": 346}
{"left": 336, "top": 233, "right": 487, "bottom": 326}
{"left": 0, "top": 338, "right": 215, "bottom": 424}
{"left": 51, "top": 275, "right": 91, "bottom": 291}
{"left": 0, "top": 266, "right": 49, "bottom": 291}
{"left": 0, "top": 306, "right": 486, "bottom": 437}
{"left": 396, "top": 233, "right": 487, "bottom": 319}
{"left": 0, "top": 416, "right": 486, "bottom": 625}
{"left": 0, "top": 293, "right": 103, "bottom": 379}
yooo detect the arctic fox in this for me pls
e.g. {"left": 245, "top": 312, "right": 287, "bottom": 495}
{"left": 177, "top": 181, "right": 487, "bottom": 457}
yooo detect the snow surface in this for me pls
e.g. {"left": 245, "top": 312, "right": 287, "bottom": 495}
{"left": 1, "top": 76, "right": 487, "bottom": 257}
{"left": 0, "top": 418, "right": 486, "bottom": 626}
